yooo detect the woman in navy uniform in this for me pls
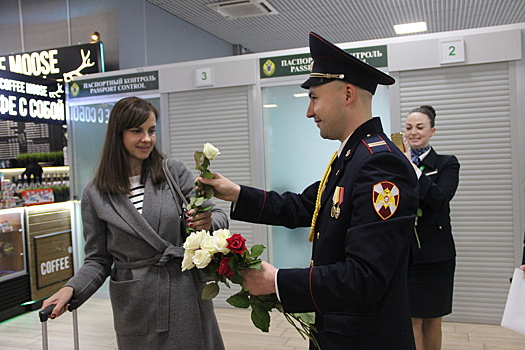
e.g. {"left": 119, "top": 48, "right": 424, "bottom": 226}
{"left": 200, "top": 32, "right": 419, "bottom": 350}
{"left": 403, "top": 105, "right": 460, "bottom": 350}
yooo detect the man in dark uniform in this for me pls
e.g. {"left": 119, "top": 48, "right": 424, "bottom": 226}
{"left": 199, "top": 32, "right": 418, "bottom": 349}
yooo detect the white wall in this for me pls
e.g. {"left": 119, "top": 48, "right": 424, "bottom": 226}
{"left": 0, "top": 0, "right": 233, "bottom": 72}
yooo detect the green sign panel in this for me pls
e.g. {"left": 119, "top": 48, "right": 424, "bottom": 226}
{"left": 260, "top": 45, "right": 388, "bottom": 79}
{"left": 69, "top": 71, "right": 159, "bottom": 99}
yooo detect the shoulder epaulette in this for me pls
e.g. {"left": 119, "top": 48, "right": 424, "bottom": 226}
{"left": 361, "top": 134, "right": 392, "bottom": 154}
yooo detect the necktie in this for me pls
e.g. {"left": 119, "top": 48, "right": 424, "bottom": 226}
{"left": 308, "top": 151, "right": 338, "bottom": 242}
{"left": 410, "top": 146, "right": 430, "bottom": 166}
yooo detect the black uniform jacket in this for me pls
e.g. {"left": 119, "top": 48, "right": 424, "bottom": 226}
{"left": 411, "top": 148, "right": 460, "bottom": 264}
{"left": 232, "top": 117, "right": 418, "bottom": 349}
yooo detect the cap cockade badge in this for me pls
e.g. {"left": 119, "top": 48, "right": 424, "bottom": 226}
{"left": 372, "top": 181, "right": 399, "bottom": 220}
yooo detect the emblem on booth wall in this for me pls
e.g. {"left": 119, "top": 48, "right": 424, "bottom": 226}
{"left": 262, "top": 59, "right": 276, "bottom": 76}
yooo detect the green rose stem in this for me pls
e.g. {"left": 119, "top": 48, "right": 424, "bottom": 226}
{"left": 186, "top": 147, "right": 217, "bottom": 234}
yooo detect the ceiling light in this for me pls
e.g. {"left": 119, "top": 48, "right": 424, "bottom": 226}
{"left": 91, "top": 31, "right": 101, "bottom": 42}
{"left": 394, "top": 22, "right": 427, "bottom": 35}
{"left": 293, "top": 93, "right": 309, "bottom": 98}
{"left": 263, "top": 104, "right": 278, "bottom": 108}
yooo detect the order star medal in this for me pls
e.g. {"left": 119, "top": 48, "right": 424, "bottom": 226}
{"left": 331, "top": 186, "right": 344, "bottom": 219}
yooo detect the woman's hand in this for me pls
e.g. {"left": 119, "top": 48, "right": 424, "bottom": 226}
{"left": 187, "top": 209, "right": 212, "bottom": 231}
{"left": 403, "top": 142, "right": 419, "bottom": 171}
{"left": 519, "top": 264, "right": 525, "bottom": 278}
{"left": 403, "top": 142, "right": 411, "bottom": 160}
{"left": 41, "top": 286, "right": 74, "bottom": 319}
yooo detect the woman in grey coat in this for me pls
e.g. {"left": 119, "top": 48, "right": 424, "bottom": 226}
{"left": 42, "top": 97, "right": 227, "bottom": 350}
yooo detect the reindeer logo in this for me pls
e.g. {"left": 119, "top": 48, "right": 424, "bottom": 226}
{"left": 63, "top": 49, "right": 95, "bottom": 82}
{"left": 48, "top": 83, "right": 64, "bottom": 98}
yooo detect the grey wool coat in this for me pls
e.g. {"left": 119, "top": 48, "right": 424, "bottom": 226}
{"left": 65, "top": 158, "right": 227, "bottom": 350}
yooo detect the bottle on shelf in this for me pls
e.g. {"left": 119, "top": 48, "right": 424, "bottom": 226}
{"left": 42, "top": 174, "right": 49, "bottom": 188}
{"left": 35, "top": 176, "right": 41, "bottom": 189}
{"left": 53, "top": 175, "right": 61, "bottom": 187}
{"left": 16, "top": 175, "right": 24, "bottom": 191}
{"left": 28, "top": 175, "right": 34, "bottom": 190}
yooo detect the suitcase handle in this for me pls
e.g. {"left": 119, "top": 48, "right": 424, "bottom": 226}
{"left": 39, "top": 299, "right": 79, "bottom": 322}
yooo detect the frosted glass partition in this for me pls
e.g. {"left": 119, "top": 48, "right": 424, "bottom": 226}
{"left": 68, "top": 101, "right": 114, "bottom": 200}
{"left": 262, "top": 84, "right": 390, "bottom": 268}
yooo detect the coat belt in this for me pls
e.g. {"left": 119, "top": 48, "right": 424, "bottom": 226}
{"left": 113, "top": 245, "right": 185, "bottom": 333}
{"left": 113, "top": 246, "right": 185, "bottom": 269}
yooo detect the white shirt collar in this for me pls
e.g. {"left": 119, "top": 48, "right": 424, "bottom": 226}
{"left": 338, "top": 134, "right": 352, "bottom": 157}
{"left": 418, "top": 147, "right": 432, "bottom": 162}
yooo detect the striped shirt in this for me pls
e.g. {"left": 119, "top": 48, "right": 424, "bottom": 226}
{"left": 129, "top": 175, "right": 145, "bottom": 214}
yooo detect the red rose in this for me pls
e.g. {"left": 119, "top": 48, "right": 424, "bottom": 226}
{"left": 217, "top": 256, "right": 235, "bottom": 278}
{"left": 226, "top": 233, "right": 247, "bottom": 254}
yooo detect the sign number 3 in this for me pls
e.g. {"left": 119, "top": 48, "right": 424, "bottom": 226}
{"left": 195, "top": 67, "right": 213, "bottom": 87}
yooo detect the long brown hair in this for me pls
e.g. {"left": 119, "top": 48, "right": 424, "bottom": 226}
{"left": 93, "top": 96, "right": 166, "bottom": 194}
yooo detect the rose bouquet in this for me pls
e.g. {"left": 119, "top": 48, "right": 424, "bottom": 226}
{"left": 183, "top": 143, "right": 319, "bottom": 348}
{"left": 181, "top": 228, "right": 319, "bottom": 348}
{"left": 181, "top": 229, "right": 273, "bottom": 329}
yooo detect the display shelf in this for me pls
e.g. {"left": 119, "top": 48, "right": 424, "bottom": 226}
{"left": 0, "top": 166, "right": 69, "bottom": 178}
{"left": 0, "top": 208, "right": 27, "bottom": 283}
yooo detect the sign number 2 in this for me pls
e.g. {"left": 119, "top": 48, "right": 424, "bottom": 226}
{"left": 440, "top": 38, "right": 464, "bottom": 64}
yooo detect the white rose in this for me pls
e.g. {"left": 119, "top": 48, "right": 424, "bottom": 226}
{"left": 201, "top": 235, "right": 218, "bottom": 255}
{"left": 213, "top": 229, "right": 231, "bottom": 254}
{"left": 181, "top": 249, "right": 195, "bottom": 271}
{"left": 203, "top": 143, "right": 220, "bottom": 160}
{"left": 193, "top": 249, "right": 212, "bottom": 269}
{"left": 183, "top": 230, "right": 209, "bottom": 251}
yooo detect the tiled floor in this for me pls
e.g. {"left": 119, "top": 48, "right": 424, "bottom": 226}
{"left": 1, "top": 295, "right": 524, "bottom": 350}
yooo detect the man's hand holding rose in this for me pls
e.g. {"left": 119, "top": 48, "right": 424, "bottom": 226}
{"left": 241, "top": 261, "right": 277, "bottom": 295}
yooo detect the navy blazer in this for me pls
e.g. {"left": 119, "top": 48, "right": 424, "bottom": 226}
{"left": 411, "top": 148, "right": 460, "bottom": 264}
{"left": 232, "top": 118, "right": 418, "bottom": 349}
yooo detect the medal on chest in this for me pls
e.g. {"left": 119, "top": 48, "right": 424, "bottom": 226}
{"left": 331, "top": 186, "right": 344, "bottom": 219}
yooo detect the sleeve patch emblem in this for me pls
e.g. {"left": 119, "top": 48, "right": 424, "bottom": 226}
{"left": 373, "top": 181, "right": 400, "bottom": 220}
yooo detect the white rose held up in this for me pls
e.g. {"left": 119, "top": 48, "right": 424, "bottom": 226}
{"left": 184, "top": 143, "right": 220, "bottom": 236}
{"left": 203, "top": 143, "right": 220, "bottom": 160}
